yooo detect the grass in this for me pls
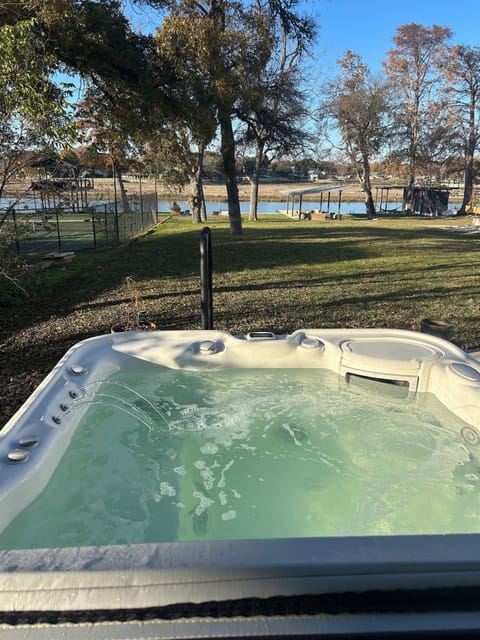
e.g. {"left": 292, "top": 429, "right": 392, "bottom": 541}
{"left": 1, "top": 214, "right": 480, "bottom": 425}
{"left": 6, "top": 213, "right": 480, "bottom": 343}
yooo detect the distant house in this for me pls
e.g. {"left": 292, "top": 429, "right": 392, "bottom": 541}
{"left": 308, "top": 170, "right": 322, "bottom": 182}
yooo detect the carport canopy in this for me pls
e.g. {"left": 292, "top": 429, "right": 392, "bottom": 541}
{"left": 280, "top": 185, "right": 344, "bottom": 217}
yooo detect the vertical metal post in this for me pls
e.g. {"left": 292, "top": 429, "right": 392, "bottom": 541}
{"left": 12, "top": 208, "right": 20, "bottom": 255}
{"left": 154, "top": 173, "right": 159, "bottom": 223}
{"left": 91, "top": 208, "right": 97, "bottom": 248}
{"left": 55, "top": 209, "right": 61, "bottom": 250}
{"left": 112, "top": 159, "right": 119, "bottom": 242}
{"left": 200, "top": 227, "right": 213, "bottom": 330}
{"left": 139, "top": 175, "right": 144, "bottom": 229}
{"left": 103, "top": 204, "right": 108, "bottom": 242}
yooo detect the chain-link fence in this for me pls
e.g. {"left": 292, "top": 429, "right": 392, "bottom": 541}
{"left": 6, "top": 192, "right": 159, "bottom": 255}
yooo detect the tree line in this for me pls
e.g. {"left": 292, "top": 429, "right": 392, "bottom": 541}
{"left": 320, "top": 24, "right": 480, "bottom": 218}
{"left": 1, "top": 1, "right": 480, "bottom": 236}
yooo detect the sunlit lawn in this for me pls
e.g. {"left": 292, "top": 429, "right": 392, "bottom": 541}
{"left": 2, "top": 213, "right": 480, "bottom": 425}
{"left": 203, "top": 215, "right": 480, "bottom": 349}
{"left": 11, "top": 213, "right": 478, "bottom": 350}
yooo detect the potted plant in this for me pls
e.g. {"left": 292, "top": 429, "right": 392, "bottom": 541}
{"left": 111, "top": 276, "right": 157, "bottom": 333}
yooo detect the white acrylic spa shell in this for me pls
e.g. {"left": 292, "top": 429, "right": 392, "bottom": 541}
{"left": 1, "top": 328, "right": 480, "bottom": 631}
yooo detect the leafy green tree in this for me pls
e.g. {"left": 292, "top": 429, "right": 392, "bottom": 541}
{"left": 134, "top": 0, "right": 315, "bottom": 234}
{"left": 0, "top": 14, "right": 75, "bottom": 280}
{"left": 0, "top": 0, "right": 71, "bottom": 28}
{"left": 58, "top": 2, "right": 168, "bottom": 219}
{"left": 0, "top": 17, "right": 75, "bottom": 196}
{"left": 137, "top": 0, "right": 251, "bottom": 233}
{"left": 152, "top": 12, "right": 218, "bottom": 223}
{"left": 144, "top": 0, "right": 240, "bottom": 232}
{"left": 76, "top": 88, "right": 139, "bottom": 215}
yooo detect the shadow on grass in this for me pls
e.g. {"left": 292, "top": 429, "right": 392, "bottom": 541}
{"left": 3, "top": 217, "right": 480, "bottom": 429}
{"left": 2, "top": 219, "right": 478, "bottom": 339}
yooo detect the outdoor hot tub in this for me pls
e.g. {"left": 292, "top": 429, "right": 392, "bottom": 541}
{"left": 2, "top": 328, "right": 480, "bottom": 638}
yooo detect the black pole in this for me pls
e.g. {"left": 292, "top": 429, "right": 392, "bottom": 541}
{"left": 91, "top": 207, "right": 97, "bottom": 248}
{"left": 12, "top": 208, "right": 20, "bottom": 255}
{"left": 154, "top": 173, "right": 159, "bottom": 223}
{"left": 112, "top": 159, "right": 119, "bottom": 242}
{"left": 200, "top": 227, "right": 213, "bottom": 330}
{"left": 139, "top": 174, "right": 144, "bottom": 229}
{"left": 55, "top": 209, "right": 61, "bottom": 250}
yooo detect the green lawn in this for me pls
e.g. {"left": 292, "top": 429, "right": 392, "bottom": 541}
{"left": 1, "top": 214, "right": 480, "bottom": 425}
{"left": 7, "top": 213, "right": 480, "bottom": 346}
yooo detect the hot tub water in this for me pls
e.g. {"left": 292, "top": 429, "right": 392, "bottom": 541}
{"left": 0, "top": 366, "right": 477, "bottom": 550}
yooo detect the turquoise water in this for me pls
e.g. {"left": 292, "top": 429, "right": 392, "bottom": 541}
{"left": 0, "top": 368, "right": 478, "bottom": 549}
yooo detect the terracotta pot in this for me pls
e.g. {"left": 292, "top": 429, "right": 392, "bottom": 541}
{"left": 420, "top": 318, "right": 454, "bottom": 340}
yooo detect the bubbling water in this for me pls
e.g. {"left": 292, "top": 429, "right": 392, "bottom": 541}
{"left": 0, "top": 367, "right": 478, "bottom": 549}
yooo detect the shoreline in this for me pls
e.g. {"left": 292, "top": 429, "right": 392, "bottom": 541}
{"left": 4, "top": 178, "right": 465, "bottom": 204}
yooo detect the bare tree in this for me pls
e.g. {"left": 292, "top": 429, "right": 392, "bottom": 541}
{"left": 319, "top": 51, "right": 392, "bottom": 218}
{"left": 237, "top": 2, "right": 315, "bottom": 221}
{"left": 440, "top": 45, "right": 480, "bottom": 213}
{"left": 383, "top": 23, "right": 452, "bottom": 211}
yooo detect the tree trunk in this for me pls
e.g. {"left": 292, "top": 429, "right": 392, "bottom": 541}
{"left": 191, "top": 145, "right": 206, "bottom": 224}
{"left": 357, "top": 153, "right": 375, "bottom": 218}
{"left": 361, "top": 178, "right": 376, "bottom": 219}
{"left": 403, "top": 140, "right": 417, "bottom": 213}
{"left": 219, "top": 110, "right": 242, "bottom": 234}
{"left": 461, "top": 151, "right": 475, "bottom": 214}
{"left": 404, "top": 176, "right": 415, "bottom": 213}
{"left": 248, "top": 178, "right": 258, "bottom": 222}
{"left": 405, "top": 103, "right": 420, "bottom": 212}
{"left": 364, "top": 188, "right": 376, "bottom": 218}
{"left": 200, "top": 188, "right": 207, "bottom": 223}
{"left": 248, "top": 140, "right": 265, "bottom": 221}
{"left": 113, "top": 159, "right": 130, "bottom": 214}
{"left": 190, "top": 178, "right": 203, "bottom": 224}
{"left": 460, "top": 101, "right": 477, "bottom": 214}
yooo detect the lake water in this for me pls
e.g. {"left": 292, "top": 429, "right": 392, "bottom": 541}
{"left": 158, "top": 200, "right": 399, "bottom": 216}
{"left": 1, "top": 196, "right": 402, "bottom": 217}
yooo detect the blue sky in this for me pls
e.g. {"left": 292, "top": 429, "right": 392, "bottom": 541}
{"left": 306, "top": 0, "right": 480, "bottom": 74}
{"left": 127, "top": 0, "right": 480, "bottom": 76}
